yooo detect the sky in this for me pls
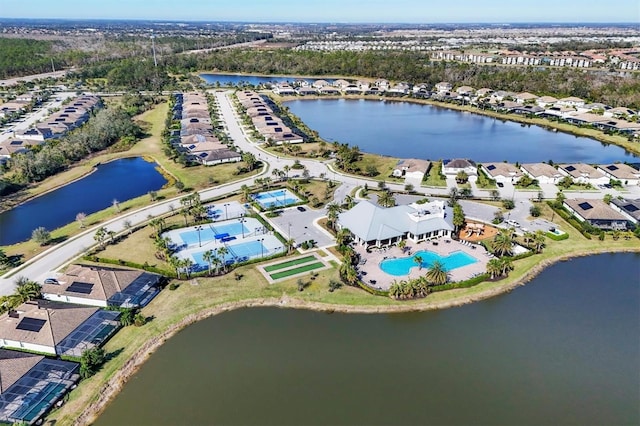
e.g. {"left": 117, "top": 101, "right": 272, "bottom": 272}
{"left": 1, "top": 0, "right": 639, "bottom": 23}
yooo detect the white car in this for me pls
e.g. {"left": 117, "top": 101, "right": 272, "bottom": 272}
{"left": 506, "top": 220, "right": 520, "bottom": 228}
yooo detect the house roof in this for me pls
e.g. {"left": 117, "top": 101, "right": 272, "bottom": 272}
{"left": 195, "top": 148, "right": 242, "bottom": 162}
{"left": 598, "top": 163, "right": 640, "bottom": 180}
{"left": 610, "top": 198, "right": 640, "bottom": 221}
{"left": 558, "top": 163, "right": 605, "bottom": 179}
{"left": 0, "top": 300, "right": 98, "bottom": 348}
{"left": 515, "top": 92, "right": 538, "bottom": 100}
{"left": 394, "top": 159, "right": 431, "bottom": 174}
{"left": 43, "top": 265, "right": 161, "bottom": 304}
{"left": 0, "top": 349, "right": 43, "bottom": 393}
{"left": 482, "top": 163, "right": 522, "bottom": 178}
{"left": 564, "top": 199, "right": 627, "bottom": 221}
{"left": 521, "top": 163, "right": 562, "bottom": 178}
{"left": 337, "top": 200, "right": 453, "bottom": 243}
{"left": 443, "top": 158, "right": 476, "bottom": 169}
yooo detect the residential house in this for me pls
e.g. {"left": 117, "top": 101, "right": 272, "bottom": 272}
{"left": 520, "top": 163, "right": 563, "bottom": 184}
{"left": 0, "top": 350, "right": 79, "bottom": 425}
{"left": 557, "top": 163, "right": 608, "bottom": 186}
{"left": 312, "top": 79, "right": 330, "bottom": 89}
{"left": 609, "top": 198, "right": 640, "bottom": 225}
{"left": 0, "top": 300, "right": 120, "bottom": 357}
{"left": 475, "top": 88, "right": 494, "bottom": 98}
{"left": 604, "top": 107, "right": 636, "bottom": 119}
{"left": 442, "top": 159, "right": 478, "bottom": 180}
{"left": 514, "top": 92, "right": 539, "bottom": 104}
{"left": 42, "top": 264, "right": 162, "bottom": 308}
{"left": 481, "top": 163, "right": 522, "bottom": 183}
{"left": 536, "top": 96, "right": 558, "bottom": 108}
{"left": 337, "top": 200, "right": 454, "bottom": 247}
{"left": 392, "top": 159, "right": 431, "bottom": 181}
{"left": 563, "top": 199, "right": 628, "bottom": 230}
{"left": 434, "top": 82, "right": 452, "bottom": 93}
{"left": 296, "top": 86, "right": 319, "bottom": 96}
{"left": 333, "top": 79, "right": 350, "bottom": 89}
{"left": 556, "top": 97, "right": 586, "bottom": 108}
{"left": 597, "top": 163, "right": 640, "bottom": 186}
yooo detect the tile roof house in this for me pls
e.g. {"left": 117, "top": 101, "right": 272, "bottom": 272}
{"left": 521, "top": 163, "right": 563, "bottom": 184}
{"left": 563, "top": 199, "right": 628, "bottom": 230}
{"left": 514, "top": 92, "right": 539, "bottom": 104}
{"left": 481, "top": 163, "right": 522, "bottom": 183}
{"left": 0, "top": 300, "right": 120, "bottom": 357}
{"left": 337, "top": 200, "right": 454, "bottom": 247}
{"left": 392, "top": 159, "right": 431, "bottom": 180}
{"left": 0, "top": 349, "right": 79, "bottom": 425}
{"left": 597, "top": 163, "right": 640, "bottom": 186}
{"left": 442, "top": 159, "right": 478, "bottom": 179}
{"left": 609, "top": 198, "right": 640, "bottom": 225}
{"left": 557, "top": 163, "right": 608, "bottom": 186}
{"left": 536, "top": 96, "right": 558, "bottom": 107}
{"left": 42, "top": 264, "right": 161, "bottom": 308}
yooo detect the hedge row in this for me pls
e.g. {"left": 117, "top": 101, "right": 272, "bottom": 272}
{"left": 546, "top": 201, "right": 592, "bottom": 239}
{"left": 431, "top": 273, "right": 490, "bottom": 292}
{"left": 545, "top": 231, "right": 569, "bottom": 241}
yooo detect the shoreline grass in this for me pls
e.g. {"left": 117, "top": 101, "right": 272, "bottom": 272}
{"left": 46, "top": 202, "right": 640, "bottom": 425}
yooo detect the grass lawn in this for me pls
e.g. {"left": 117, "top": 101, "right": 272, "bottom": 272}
{"left": 270, "top": 261, "right": 325, "bottom": 279}
{"left": 294, "top": 178, "right": 338, "bottom": 207}
{"left": 0, "top": 102, "right": 261, "bottom": 264}
{"left": 351, "top": 153, "right": 399, "bottom": 181}
{"left": 422, "top": 161, "right": 447, "bottom": 187}
{"left": 47, "top": 194, "right": 639, "bottom": 425}
{"left": 476, "top": 169, "right": 498, "bottom": 189}
{"left": 264, "top": 255, "right": 318, "bottom": 272}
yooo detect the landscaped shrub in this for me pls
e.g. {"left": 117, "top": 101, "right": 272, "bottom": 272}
{"left": 545, "top": 231, "right": 569, "bottom": 241}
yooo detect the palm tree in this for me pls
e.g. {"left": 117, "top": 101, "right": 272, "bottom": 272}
{"left": 180, "top": 208, "right": 189, "bottom": 226}
{"left": 181, "top": 258, "right": 194, "bottom": 279}
{"left": 283, "top": 165, "right": 291, "bottom": 180}
{"left": 378, "top": 190, "right": 395, "bottom": 208}
{"left": 389, "top": 281, "right": 402, "bottom": 299}
{"left": 425, "top": 260, "right": 448, "bottom": 286}
{"left": 492, "top": 229, "right": 514, "bottom": 257}
{"left": 326, "top": 202, "right": 343, "bottom": 230}
{"left": 343, "top": 195, "right": 355, "bottom": 209}
{"left": 398, "top": 239, "right": 407, "bottom": 254}
{"left": 533, "top": 230, "right": 546, "bottom": 253}
{"left": 203, "top": 250, "right": 215, "bottom": 275}
{"left": 240, "top": 184, "right": 252, "bottom": 203}
{"left": 336, "top": 228, "right": 351, "bottom": 248}
{"left": 14, "top": 277, "right": 41, "bottom": 303}
{"left": 498, "top": 257, "right": 514, "bottom": 277}
{"left": 94, "top": 226, "right": 107, "bottom": 247}
{"left": 168, "top": 256, "right": 182, "bottom": 279}
{"left": 522, "top": 231, "right": 535, "bottom": 247}
{"left": 217, "top": 246, "right": 229, "bottom": 272}
{"left": 486, "top": 258, "right": 502, "bottom": 279}
{"left": 285, "top": 238, "right": 296, "bottom": 254}
{"left": 413, "top": 255, "right": 424, "bottom": 270}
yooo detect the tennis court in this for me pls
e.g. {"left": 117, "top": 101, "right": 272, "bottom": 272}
{"left": 168, "top": 218, "right": 265, "bottom": 248}
{"left": 253, "top": 189, "right": 301, "bottom": 209}
{"left": 190, "top": 235, "right": 283, "bottom": 268}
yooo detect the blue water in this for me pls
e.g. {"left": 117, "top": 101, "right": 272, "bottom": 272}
{"left": 179, "top": 223, "right": 249, "bottom": 245}
{"left": 253, "top": 189, "right": 301, "bottom": 209}
{"left": 380, "top": 250, "right": 477, "bottom": 276}
{"left": 0, "top": 157, "right": 167, "bottom": 246}
{"left": 192, "top": 240, "right": 267, "bottom": 267}
{"left": 285, "top": 99, "right": 637, "bottom": 163}
{"left": 200, "top": 73, "right": 334, "bottom": 87}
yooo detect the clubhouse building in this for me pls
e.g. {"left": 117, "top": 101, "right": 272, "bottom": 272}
{"left": 337, "top": 200, "right": 454, "bottom": 247}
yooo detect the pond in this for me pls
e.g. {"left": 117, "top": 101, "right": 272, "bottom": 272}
{"left": 0, "top": 157, "right": 167, "bottom": 246}
{"left": 95, "top": 253, "right": 639, "bottom": 426}
{"left": 285, "top": 98, "right": 637, "bottom": 164}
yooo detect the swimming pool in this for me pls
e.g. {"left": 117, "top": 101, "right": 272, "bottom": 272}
{"left": 180, "top": 223, "right": 249, "bottom": 246}
{"left": 380, "top": 250, "right": 477, "bottom": 276}
{"left": 253, "top": 189, "right": 301, "bottom": 209}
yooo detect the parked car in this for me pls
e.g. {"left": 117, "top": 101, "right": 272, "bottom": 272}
{"left": 43, "top": 278, "right": 59, "bottom": 285}
{"left": 497, "top": 182, "right": 504, "bottom": 188}
{"left": 296, "top": 206, "right": 306, "bottom": 212}
{"left": 506, "top": 220, "right": 520, "bottom": 228}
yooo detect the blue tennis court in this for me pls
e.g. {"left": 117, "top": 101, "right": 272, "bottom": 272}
{"left": 253, "top": 189, "right": 301, "bottom": 209}
{"left": 180, "top": 223, "right": 249, "bottom": 245}
{"left": 192, "top": 240, "right": 267, "bottom": 266}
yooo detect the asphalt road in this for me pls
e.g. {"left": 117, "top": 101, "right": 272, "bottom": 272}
{"left": 1, "top": 90, "right": 637, "bottom": 294}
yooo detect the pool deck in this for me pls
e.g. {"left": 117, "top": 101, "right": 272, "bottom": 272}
{"left": 354, "top": 237, "right": 490, "bottom": 291}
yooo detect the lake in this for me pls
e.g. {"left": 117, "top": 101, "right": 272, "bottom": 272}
{"left": 201, "top": 73, "right": 333, "bottom": 87}
{"left": 285, "top": 99, "right": 636, "bottom": 164}
{"left": 0, "top": 157, "right": 167, "bottom": 246}
{"left": 96, "top": 253, "right": 639, "bottom": 426}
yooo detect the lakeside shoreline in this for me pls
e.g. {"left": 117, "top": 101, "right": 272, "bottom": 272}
{"left": 75, "top": 246, "right": 640, "bottom": 426}
{"left": 273, "top": 93, "right": 640, "bottom": 158}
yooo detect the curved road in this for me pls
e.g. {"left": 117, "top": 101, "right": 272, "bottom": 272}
{"left": 0, "top": 90, "right": 625, "bottom": 294}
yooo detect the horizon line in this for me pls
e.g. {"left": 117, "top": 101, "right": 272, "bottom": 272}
{"left": 0, "top": 17, "right": 638, "bottom": 25}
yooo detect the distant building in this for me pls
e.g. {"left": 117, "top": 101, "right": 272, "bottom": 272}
{"left": 609, "top": 198, "right": 640, "bottom": 225}
{"left": 563, "top": 199, "right": 628, "bottom": 230}
{"left": 481, "top": 163, "right": 522, "bottom": 183}
{"left": 521, "top": 163, "right": 563, "bottom": 184}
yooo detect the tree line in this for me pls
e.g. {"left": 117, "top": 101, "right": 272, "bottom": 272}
{"left": 5, "top": 107, "right": 142, "bottom": 187}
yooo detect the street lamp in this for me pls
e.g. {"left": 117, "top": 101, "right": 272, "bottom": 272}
{"left": 259, "top": 238, "right": 265, "bottom": 258}
{"left": 288, "top": 222, "right": 292, "bottom": 240}
{"left": 195, "top": 225, "right": 203, "bottom": 247}
{"left": 224, "top": 203, "right": 230, "bottom": 220}
{"left": 238, "top": 217, "right": 246, "bottom": 238}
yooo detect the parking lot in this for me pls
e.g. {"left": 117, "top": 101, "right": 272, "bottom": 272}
{"left": 267, "top": 205, "right": 335, "bottom": 249}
